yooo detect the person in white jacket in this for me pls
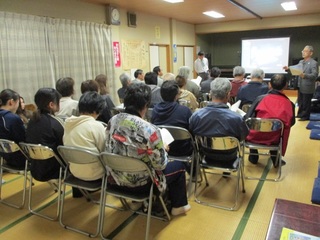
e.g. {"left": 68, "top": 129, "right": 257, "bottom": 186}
{"left": 63, "top": 91, "right": 106, "bottom": 181}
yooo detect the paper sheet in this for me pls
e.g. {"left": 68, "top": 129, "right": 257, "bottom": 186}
{"left": 280, "top": 227, "right": 320, "bottom": 240}
{"left": 289, "top": 66, "right": 303, "bottom": 76}
{"left": 160, "top": 128, "right": 174, "bottom": 145}
{"left": 191, "top": 76, "right": 202, "bottom": 87}
{"left": 229, "top": 100, "right": 246, "bottom": 117}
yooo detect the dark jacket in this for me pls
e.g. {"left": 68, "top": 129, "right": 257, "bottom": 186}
{"left": 26, "top": 114, "right": 64, "bottom": 181}
{"left": 0, "top": 109, "right": 26, "bottom": 168}
{"left": 151, "top": 101, "right": 193, "bottom": 156}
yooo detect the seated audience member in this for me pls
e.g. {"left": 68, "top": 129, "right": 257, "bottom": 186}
{"left": 175, "top": 75, "right": 199, "bottom": 111}
{"left": 26, "top": 88, "right": 64, "bottom": 181}
{"left": 237, "top": 68, "right": 269, "bottom": 108}
{"left": 55, "top": 77, "right": 78, "bottom": 117}
{"left": 81, "top": 79, "right": 99, "bottom": 94}
{"left": 153, "top": 66, "right": 164, "bottom": 87}
{"left": 95, "top": 74, "right": 115, "bottom": 109}
{"left": 244, "top": 74, "right": 295, "bottom": 167}
{"left": 63, "top": 91, "right": 106, "bottom": 181}
{"left": 81, "top": 79, "right": 112, "bottom": 124}
{"left": 189, "top": 78, "right": 249, "bottom": 165}
{"left": 131, "top": 69, "right": 145, "bottom": 84}
{"left": 144, "top": 72, "right": 163, "bottom": 107}
{"left": 0, "top": 89, "right": 26, "bottom": 168}
{"left": 163, "top": 73, "right": 175, "bottom": 81}
{"left": 117, "top": 73, "right": 131, "bottom": 103}
{"left": 230, "top": 66, "right": 247, "bottom": 100}
{"left": 178, "top": 66, "right": 200, "bottom": 99}
{"left": 16, "top": 96, "right": 32, "bottom": 126}
{"left": 151, "top": 80, "right": 193, "bottom": 156}
{"left": 106, "top": 84, "right": 190, "bottom": 216}
{"left": 200, "top": 67, "right": 221, "bottom": 94}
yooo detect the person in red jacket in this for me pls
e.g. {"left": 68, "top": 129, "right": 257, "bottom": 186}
{"left": 244, "top": 74, "right": 295, "bottom": 167}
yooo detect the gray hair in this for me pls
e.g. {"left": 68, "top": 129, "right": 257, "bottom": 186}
{"left": 210, "top": 78, "right": 232, "bottom": 100}
{"left": 119, "top": 73, "right": 131, "bottom": 87}
{"left": 178, "top": 66, "right": 190, "bottom": 80}
{"left": 233, "top": 66, "right": 245, "bottom": 77}
{"left": 163, "top": 72, "right": 175, "bottom": 81}
{"left": 305, "top": 45, "right": 314, "bottom": 52}
{"left": 251, "top": 68, "right": 265, "bottom": 79}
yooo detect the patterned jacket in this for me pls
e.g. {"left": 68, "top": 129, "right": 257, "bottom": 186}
{"left": 106, "top": 112, "right": 168, "bottom": 192}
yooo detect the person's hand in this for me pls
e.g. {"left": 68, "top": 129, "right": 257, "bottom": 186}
{"left": 164, "top": 144, "right": 170, "bottom": 152}
{"left": 299, "top": 73, "right": 305, "bottom": 78}
{"left": 283, "top": 66, "right": 289, "bottom": 70}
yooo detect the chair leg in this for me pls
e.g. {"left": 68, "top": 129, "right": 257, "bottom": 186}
{"left": 0, "top": 160, "right": 28, "bottom": 209}
{"left": 28, "top": 169, "right": 62, "bottom": 221}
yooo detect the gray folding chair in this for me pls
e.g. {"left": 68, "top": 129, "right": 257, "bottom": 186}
{"left": 57, "top": 145, "right": 105, "bottom": 237}
{"left": 144, "top": 108, "right": 154, "bottom": 122}
{"left": 244, "top": 118, "right": 284, "bottom": 181}
{"left": 0, "top": 139, "right": 29, "bottom": 209}
{"left": 19, "top": 142, "right": 65, "bottom": 220}
{"left": 99, "top": 152, "right": 171, "bottom": 240}
{"left": 156, "top": 125, "right": 199, "bottom": 197}
{"left": 195, "top": 136, "right": 245, "bottom": 211}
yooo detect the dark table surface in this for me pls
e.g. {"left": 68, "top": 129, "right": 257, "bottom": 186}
{"left": 266, "top": 198, "right": 320, "bottom": 240}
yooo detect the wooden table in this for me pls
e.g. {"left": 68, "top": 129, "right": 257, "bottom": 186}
{"left": 266, "top": 198, "right": 320, "bottom": 239}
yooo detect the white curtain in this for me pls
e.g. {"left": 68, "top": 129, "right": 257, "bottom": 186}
{"left": 0, "top": 11, "right": 114, "bottom": 103}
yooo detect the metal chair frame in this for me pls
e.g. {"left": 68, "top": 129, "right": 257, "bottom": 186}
{"left": 99, "top": 152, "right": 171, "bottom": 240}
{"left": 244, "top": 118, "right": 284, "bottom": 182}
{"left": 156, "top": 125, "right": 200, "bottom": 197}
{"left": 195, "top": 136, "right": 245, "bottom": 211}
{"left": 57, "top": 145, "right": 105, "bottom": 237}
{"left": 19, "top": 142, "right": 65, "bottom": 220}
{"left": 0, "top": 139, "right": 29, "bottom": 209}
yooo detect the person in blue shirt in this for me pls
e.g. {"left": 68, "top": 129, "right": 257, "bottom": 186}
{"left": 237, "top": 68, "right": 269, "bottom": 108}
{"left": 0, "top": 89, "right": 26, "bottom": 168}
{"left": 151, "top": 80, "right": 193, "bottom": 156}
{"left": 190, "top": 78, "right": 249, "bottom": 165}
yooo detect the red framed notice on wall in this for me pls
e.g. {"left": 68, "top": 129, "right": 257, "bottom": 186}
{"left": 113, "top": 41, "right": 121, "bottom": 67}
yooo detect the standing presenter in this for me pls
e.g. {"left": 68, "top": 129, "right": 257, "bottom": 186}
{"left": 284, "top": 45, "right": 318, "bottom": 121}
{"left": 194, "top": 51, "right": 209, "bottom": 81}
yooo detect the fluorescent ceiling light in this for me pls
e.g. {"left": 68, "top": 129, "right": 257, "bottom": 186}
{"left": 163, "top": 0, "right": 184, "bottom": 3}
{"left": 281, "top": 2, "right": 297, "bottom": 11}
{"left": 203, "top": 11, "right": 225, "bottom": 18}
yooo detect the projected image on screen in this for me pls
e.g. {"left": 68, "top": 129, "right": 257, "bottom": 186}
{"left": 241, "top": 37, "right": 290, "bottom": 74}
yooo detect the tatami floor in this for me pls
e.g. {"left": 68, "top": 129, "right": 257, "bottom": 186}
{"left": 1, "top": 94, "right": 320, "bottom": 240}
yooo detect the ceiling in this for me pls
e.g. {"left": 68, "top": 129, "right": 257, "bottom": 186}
{"left": 83, "top": 0, "right": 320, "bottom": 24}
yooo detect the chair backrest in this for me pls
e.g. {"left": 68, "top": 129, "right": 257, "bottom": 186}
{"left": 156, "top": 125, "right": 192, "bottom": 142}
{"left": 19, "top": 142, "right": 65, "bottom": 167}
{"left": 178, "top": 99, "right": 191, "bottom": 108}
{"left": 245, "top": 118, "right": 284, "bottom": 135}
{"left": 195, "top": 136, "right": 242, "bottom": 166}
{"left": 200, "top": 101, "right": 210, "bottom": 108}
{"left": 241, "top": 104, "right": 252, "bottom": 113}
{"left": 144, "top": 108, "right": 153, "bottom": 122}
{"left": 57, "top": 145, "right": 100, "bottom": 166}
{"left": 202, "top": 92, "right": 211, "bottom": 101}
{"left": 100, "top": 152, "right": 153, "bottom": 185}
{"left": 0, "top": 139, "right": 21, "bottom": 154}
{"left": 196, "top": 136, "right": 240, "bottom": 151}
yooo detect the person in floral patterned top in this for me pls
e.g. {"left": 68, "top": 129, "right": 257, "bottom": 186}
{"left": 106, "top": 84, "right": 191, "bottom": 216}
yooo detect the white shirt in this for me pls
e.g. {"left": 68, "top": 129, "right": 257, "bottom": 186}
{"left": 194, "top": 57, "right": 209, "bottom": 74}
{"left": 56, "top": 97, "right": 78, "bottom": 117}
